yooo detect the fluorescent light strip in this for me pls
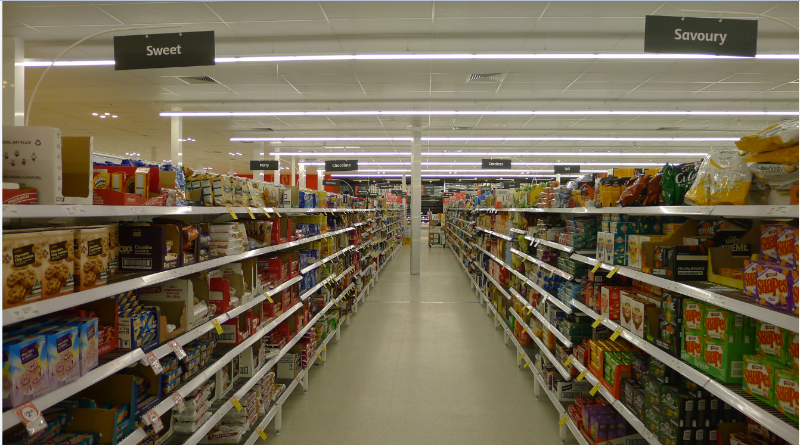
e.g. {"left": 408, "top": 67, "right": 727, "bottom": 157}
{"left": 268, "top": 152, "right": 705, "bottom": 158}
{"left": 241, "top": 136, "right": 736, "bottom": 142}
{"left": 23, "top": 53, "right": 798, "bottom": 67}
{"left": 203, "top": 110, "right": 797, "bottom": 118}
{"left": 268, "top": 152, "right": 412, "bottom": 157}
{"left": 331, "top": 173, "right": 583, "bottom": 178}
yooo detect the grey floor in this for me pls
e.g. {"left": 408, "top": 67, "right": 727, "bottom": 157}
{"left": 262, "top": 236, "right": 564, "bottom": 444}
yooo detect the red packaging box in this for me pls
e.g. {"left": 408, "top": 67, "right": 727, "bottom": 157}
{"left": 601, "top": 286, "right": 629, "bottom": 321}
{"left": 2, "top": 186, "right": 37, "bottom": 204}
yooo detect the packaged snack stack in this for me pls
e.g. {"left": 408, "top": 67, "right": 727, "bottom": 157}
{"left": 209, "top": 223, "right": 249, "bottom": 257}
{"left": 743, "top": 223, "right": 798, "bottom": 315}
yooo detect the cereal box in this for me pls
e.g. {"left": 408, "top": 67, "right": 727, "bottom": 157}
{"left": 699, "top": 338, "right": 751, "bottom": 383}
{"left": 74, "top": 227, "right": 109, "bottom": 291}
{"left": 4, "top": 334, "right": 49, "bottom": 407}
{"left": 43, "top": 326, "right": 80, "bottom": 389}
{"left": 601, "top": 286, "right": 627, "bottom": 321}
{"left": 743, "top": 354, "right": 778, "bottom": 405}
{"left": 683, "top": 330, "right": 704, "bottom": 365}
{"left": 683, "top": 299, "right": 704, "bottom": 333}
{"left": 744, "top": 260, "right": 797, "bottom": 314}
{"left": 761, "top": 224, "right": 781, "bottom": 263}
{"left": 65, "top": 317, "right": 99, "bottom": 376}
{"left": 776, "top": 226, "right": 798, "bottom": 267}
{"left": 775, "top": 369, "right": 799, "bottom": 422}
{"left": 755, "top": 321, "right": 791, "bottom": 362}
{"left": 703, "top": 306, "right": 745, "bottom": 344}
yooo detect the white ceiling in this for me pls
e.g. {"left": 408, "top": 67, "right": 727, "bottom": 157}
{"left": 3, "top": 1, "right": 798, "bottom": 174}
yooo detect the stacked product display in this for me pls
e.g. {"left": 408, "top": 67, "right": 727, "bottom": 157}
{"left": 2, "top": 168, "right": 404, "bottom": 445}
{"left": 443, "top": 137, "right": 798, "bottom": 445}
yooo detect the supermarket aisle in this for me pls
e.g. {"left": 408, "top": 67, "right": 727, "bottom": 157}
{"left": 267, "top": 243, "right": 563, "bottom": 445}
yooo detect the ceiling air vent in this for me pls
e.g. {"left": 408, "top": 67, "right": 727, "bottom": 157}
{"left": 466, "top": 73, "right": 504, "bottom": 82}
{"left": 453, "top": 127, "right": 473, "bottom": 131}
{"left": 175, "top": 76, "right": 219, "bottom": 85}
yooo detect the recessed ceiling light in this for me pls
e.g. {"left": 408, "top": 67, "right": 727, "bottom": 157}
{"left": 92, "top": 113, "right": 98, "bottom": 116}
{"left": 99, "top": 115, "right": 106, "bottom": 119}
{"left": 104, "top": 113, "right": 110, "bottom": 116}
{"left": 112, "top": 115, "right": 118, "bottom": 118}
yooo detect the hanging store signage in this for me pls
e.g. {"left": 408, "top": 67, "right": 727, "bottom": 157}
{"left": 554, "top": 165, "right": 581, "bottom": 174}
{"left": 114, "top": 31, "right": 216, "bottom": 70}
{"left": 644, "top": 15, "right": 757, "bottom": 57}
{"left": 322, "top": 179, "right": 339, "bottom": 186}
{"left": 356, "top": 187, "right": 369, "bottom": 196}
{"left": 325, "top": 160, "right": 358, "bottom": 172}
{"left": 482, "top": 159, "right": 511, "bottom": 169}
{"left": 378, "top": 183, "right": 393, "bottom": 189}
{"left": 249, "top": 160, "right": 279, "bottom": 170}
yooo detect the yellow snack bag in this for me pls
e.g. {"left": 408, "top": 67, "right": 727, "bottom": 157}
{"left": 743, "top": 145, "right": 799, "bottom": 165}
{"left": 736, "top": 120, "right": 799, "bottom": 154}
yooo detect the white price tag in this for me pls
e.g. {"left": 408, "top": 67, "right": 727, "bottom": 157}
{"left": 12, "top": 304, "right": 41, "bottom": 322}
{"left": 131, "top": 206, "right": 147, "bottom": 215}
{"left": 14, "top": 402, "right": 47, "bottom": 435}
{"left": 169, "top": 340, "right": 187, "bottom": 360}
{"left": 3, "top": 205, "right": 19, "bottom": 216}
{"left": 142, "top": 352, "right": 162, "bottom": 375}
{"left": 171, "top": 392, "right": 185, "bottom": 413}
{"left": 144, "top": 409, "right": 164, "bottom": 433}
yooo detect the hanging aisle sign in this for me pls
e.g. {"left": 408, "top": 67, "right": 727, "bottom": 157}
{"left": 325, "top": 160, "right": 358, "bottom": 171}
{"left": 322, "top": 179, "right": 339, "bottom": 186}
{"left": 554, "top": 165, "right": 581, "bottom": 174}
{"left": 482, "top": 159, "right": 511, "bottom": 169}
{"left": 114, "top": 31, "right": 215, "bottom": 70}
{"left": 644, "top": 15, "right": 758, "bottom": 57}
{"left": 250, "top": 160, "right": 279, "bottom": 170}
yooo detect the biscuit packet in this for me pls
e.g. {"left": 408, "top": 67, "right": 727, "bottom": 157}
{"left": 221, "top": 175, "right": 234, "bottom": 205}
{"left": 211, "top": 176, "right": 224, "bottom": 206}
{"left": 201, "top": 174, "right": 213, "bottom": 206}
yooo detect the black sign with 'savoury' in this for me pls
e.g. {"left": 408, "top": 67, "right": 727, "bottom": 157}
{"left": 644, "top": 15, "right": 758, "bottom": 57}
{"left": 114, "top": 31, "right": 215, "bottom": 70}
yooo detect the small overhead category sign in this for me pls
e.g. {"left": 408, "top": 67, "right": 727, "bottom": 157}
{"left": 325, "top": 160, "right": 358, "bottom": 172}
{"left": 482, "top": 159, "right": 511, "bottom": 169}
{"left": 250, "top": 160, "right": 279, "bottom": 170}
{"left": 554, "top": 165, "right": 581, "bottom": 174}
{"left": 644, "top": 15, "right": 758, "bottom": 57}
{"left": 114, "top": 31, "right": 215, "bottom": 70}
{"left": 322, "top": 179, "right": 339, "bottom": 186}
{"left": 379, "top": 183, "right": 393, "bottom": 189}
{"left": 356, "top": 187, "right": 369, "bottom": 196}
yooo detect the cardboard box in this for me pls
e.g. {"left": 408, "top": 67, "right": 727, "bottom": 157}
{"left": 641, "top": 220, "right": 699, "bottom": 271}
{"left": 776, "top": 226, "right": 798, "bottom": 268}
{"left": 708, "top": 248, "right": 748, "bottom": 290}
{"left": 146, "top": 301, "right": 186, "bottom": 344}
{"left": 119, "top": 224, "right": 180, "bottom": 272}
{"left": 696, "top": 338, "right": 752, "bottom": 383}
{"left": 277, "top": 352, "right": 301, "bottom": 379}
{"left": 652, "top": 246, "right": 708, "bottom": 282}
{"left": 743, "top": 354, "right": 779, "bottom": 405}
{"left": 64, "top": 374, "right": 137, "bottom": 444}
{"left": 755, "top": 321, "right": 792, "bottom": 362}
{"left": 74, "top": 227, "right": 109, "bottom": 292}
{"left": 3, "top": 229, "right": 75, "bottom": 309}
{"left": 703, "top": 306, "right": 746, "bottom": 344}
{"left": 117, "top": 307, "right": 159, "bottom": 351}
{"left": 2, "top": 186, "right": 37, "bottom": 204}
{"left": 218, "top": 312, "right": 251, "bottom": 345}
{"left": 137, "top": 273, "right": 211, "bottom": 330}
{"left": 2, "top": 127, "right": 92, "bottom": 205}
{"left": 743, "top": 260, "right": 797, "bottom": 315}
{"left": 775, "top": 369, "right": 799, "bottom": 421}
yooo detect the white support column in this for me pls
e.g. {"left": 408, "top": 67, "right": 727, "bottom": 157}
{"left": 273, "top": 144, "right": 281, "bottom": 185}
{"left": 290, "top": 157, "right": 296, "bottom": 186}
{"left": 317, "top": 169, "right": 324, "bottom": 190}
{"left": 3, "top": 37, "right": 25, "bottom": 126}
{"left": 170, "top": 107, "right": 183, "bottom": 167}
{"left": 410, "top": 128, "right": 422, "bottom": 275}
{"left": 254, "top": 142, "right": 265, "bottom": 183}
{"left": 298, "top": 158, "right": 306, "bottom": 188}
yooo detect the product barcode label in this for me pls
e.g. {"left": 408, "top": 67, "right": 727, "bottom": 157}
{"left": 122, "top": 258, "right": 152, "bottom": 269}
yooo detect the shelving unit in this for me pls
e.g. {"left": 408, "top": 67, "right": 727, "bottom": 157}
{"left": 455, "top": 205, "right": 799, "bottom": 218}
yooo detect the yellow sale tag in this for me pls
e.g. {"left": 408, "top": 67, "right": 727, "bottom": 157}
{"left": 519, "top": 354, "right": 525, "bottom": 361}
{"left": 231, "top": 397, "right": 243, "bottom": 411}
{"left": 606, "top": 266, "right": 621, "bottom": 278}
{"left": 564, "top": 356, "right": 573, "bottom": 367}
{"left": 316, "top": 354, "right": 322, "bottom": 361}
{"left": 523, "top": 361, "right": 530, "bottom": 369}
{"left": 211, "top": 319, "right": 223, "bottom": 335}
{"left": 526, "top": 307, "right": 532, "bottom": 315}
{"left": 274, "top": 210, "right": 281, "bottom": 218}
{"left": 559, "top": 415, "right": 569, "bottom": 426}
{"left": 246, "top": 208, "right": 256, "bottom": 219}
{"left": 577, "top": 370, "right": 587, "bottom": 381}
{"left": 226, "top": 206, "right": 238, "bottom": 220}
{"left": 322, "top": 346, "right": 327, "bottom": 353}
{"left": 262, "top": 207, "right": 270, "bottom": 216}
{"left": 266, "top": 295, "right": 273, "bottom": 303}
{"left": 591, "top": 262, "right": 602, "bottom": 273}
{"left": 256, "top": 428, "right": 267, "bottom": 440}
{"left": 590, "top": 384, "right": 601, "bottom": 396}
{"left": 610, "top": 327, "right": 624, "bottom": 341}
{"left": 592, "top": 317, "right": 604, "bottom": 329}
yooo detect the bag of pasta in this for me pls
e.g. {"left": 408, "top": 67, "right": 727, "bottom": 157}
{"left": 685, "top": 148, "right": 751, "bottom": 206}
{"left": 736, "top": 119, "right": 799, "bottom": 154}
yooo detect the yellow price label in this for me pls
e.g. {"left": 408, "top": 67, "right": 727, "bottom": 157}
{"left": 610, "top": 327, "right": 624, "bottom": 341}
{"left": 523, "top": 361, "right": 530, "bottom": 369}
{"left": 256, "top": 428, "right": 267, "bottom": 440}
{"left": 211, "top": 319, "right": 223, "bottom": 335}
{"left": 246, "top": 208, "right": 256, "bottom": 219}
{"left": 262, "top": 207, "right": 270, "bottom": 216}
{"left": 577, "top": 370, "right": 587, "bottom": 381}
{"left": 274, "top": 210, "right": 282, "bottom": 218}
{"left": 591, "top": 317, "right": 604, "bottom": 329}
{"left": 590, "top": 384, "right": 601, "bottom": 396}
{"left": 526, "top": 307, "right": 532, "bottom": 315}
{"left": 606, "top": 265, "right": 621, "bottom": 278}
{"left": 231, "top": 396, "right": 243, "bottom": 411}
{"left": 564, "top": 356, "right": 573, "bottom": 367}
{"left": 322, "top": 346, "right": 327, "bottom": 353}
{"left": 266, "top": 295, "right": 273, "bottom": 303}
{"left": 316, "top": 354, "right": 322, "bottom": 361}
{"left": 226, "top": 206, "right": 238, "bottom": 220}
{"left": 559, "top": 415, "right": 569, "bottom": 426}
{"left": 591, "top": 262, "right": 602, "bottom": 273}
{"left": 519, "top": 354, "right": 525, "bottom": 361}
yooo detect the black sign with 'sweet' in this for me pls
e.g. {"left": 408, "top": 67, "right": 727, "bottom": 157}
{"left": 114, "top": 31, "right": 215, "bottom": 70}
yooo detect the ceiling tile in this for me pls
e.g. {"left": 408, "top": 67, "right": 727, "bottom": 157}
{"left": 434, "top": 2, "right": 548, "bottom": 18}
{"left": 329, "top": 19, "right": 432, "bottom": 35}
{"left": 95, "top": 2, "right": 222, "bottom": 25}
{"left": 206, "top": 1, "right": 326, "bottom": 22}
{"left": 5, "top": 4, "right": 121, "bottom": 27}
{"left": 319, "top": 1, "right": 433, "bottom": 20}
{"left": 544, "top": 1, "right": 661, "bottom": 18}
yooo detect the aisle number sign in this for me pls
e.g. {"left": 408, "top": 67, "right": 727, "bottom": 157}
{"left": 114, "top": 31, "right": 215, "bottom": 70}
{"left": 644, "top": 15, "right": 758, "bottom": 57}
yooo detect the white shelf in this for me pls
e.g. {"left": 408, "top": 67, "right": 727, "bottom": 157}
{"left": 510, "top": 248, "right": 574, "bottom": 281}
{"left": 508, "top": 308, "right": 571, "bottom": 381}
{"left": 570, "top": 254, "right": 799, "bottom": 333}
{"left": 528, "top": 305, "right": 573, "bottom": 348}
{"left": 476, "top": 226, "right": 513, "bottom": 240}
{"left": 475, "top": 264, "right": 513, "bottom": 301}
{"left": 299, "top": 245, "right": 353, "bottom": 274}
{"left": 3, "top": 226, "right": 355, "bottom": 326}
{"left": 509, "top": 228, "right": 527, "bottom": 235}
{"left": 465, "top": 205, "right": 800, "bottom": 219}
{"left": 569, "top": 298, "right": 799, "bottom": 445}
{"left": 2, "top": 205, "right": 374, "bottom": 219}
